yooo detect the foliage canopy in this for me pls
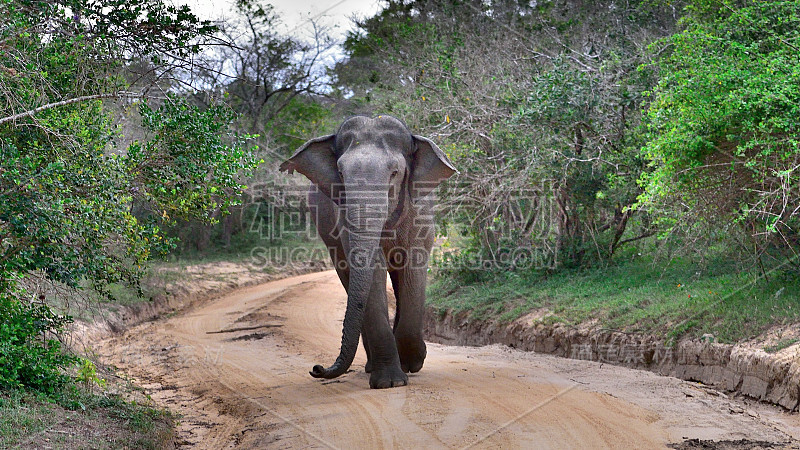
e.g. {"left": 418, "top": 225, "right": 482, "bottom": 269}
{"left": 641, "top": 0, "right": 800, "bottom": 260}
{"left": 0, "top": 0, "right": 256, "bottom": 391}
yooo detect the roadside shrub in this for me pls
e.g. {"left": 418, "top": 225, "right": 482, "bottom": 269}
{"left": 0, "top": 282, "right": 77, "bottom": 394}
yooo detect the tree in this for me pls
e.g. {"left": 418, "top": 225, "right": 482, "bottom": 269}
{"left": 640, "top": 0, "right": 800, "bottom": 266}
{"left": 0, "top": 0, "right": 257, "bottom": 391}
{"left": 161, "top": 0, "right": 340, "bottom": 251}
{"left": 193, "top": 0, "right": 334, "bottom": 136}
{"left": 335, "top": 0, "right": 677, "bottom": 269}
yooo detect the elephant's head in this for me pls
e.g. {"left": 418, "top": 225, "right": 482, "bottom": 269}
{"left": 279, "top": 115, "right": 456, "bottom": 379}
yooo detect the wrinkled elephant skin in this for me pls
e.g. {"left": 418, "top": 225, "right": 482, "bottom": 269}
{"left": 280, "top": 115, "right": 456, "bottom": 389}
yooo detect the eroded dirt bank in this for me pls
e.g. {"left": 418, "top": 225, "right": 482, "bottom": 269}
{"left": 424, "top": 309, "right": 800, "bottom": 411}
{"left": 73, "top": 260, "right": 327, "bottom": 347}
{"left": 97, "top": 270, "right": 800, "bottom": 448}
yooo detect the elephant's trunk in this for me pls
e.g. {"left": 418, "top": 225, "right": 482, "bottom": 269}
{"left": 310, "top": 190, "right": 386, "bottom": 379}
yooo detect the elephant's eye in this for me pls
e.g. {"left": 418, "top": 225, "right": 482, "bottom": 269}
{"left": 390, "top": 169, "right": 399, "bottom": 179}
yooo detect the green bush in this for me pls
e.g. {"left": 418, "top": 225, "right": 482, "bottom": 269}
{"left": 640, "top": 0, "right": 800, "bottom": 255}
{"left": 0, "top": 284, "right": 76, "bottom": 394}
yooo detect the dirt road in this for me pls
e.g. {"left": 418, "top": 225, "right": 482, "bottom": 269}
{"left": 97, "top": 270, "right": 800, "bottom": 448}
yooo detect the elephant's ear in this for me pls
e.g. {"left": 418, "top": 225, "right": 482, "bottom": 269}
{"left": 279, "top": 135, "right": 341, "bottom": 201}
{"left": 410, "top": 135, "right": 457, "bottom": 202}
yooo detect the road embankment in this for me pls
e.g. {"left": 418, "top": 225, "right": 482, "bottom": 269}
{"left": 425, "top": 308, "right": 800, "bottom": 410}
{"left": 72, "top": 259, "right": 329, "bottom": 346}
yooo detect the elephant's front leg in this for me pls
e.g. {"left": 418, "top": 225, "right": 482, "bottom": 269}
{"left": 391, "top": 266, "right": 428, "bottom": 374}
{"left": 362, "top": 263, "right": 407, "bottom": 389}
{"left": 362, "top": 330, "right": 373, "bottom": 373}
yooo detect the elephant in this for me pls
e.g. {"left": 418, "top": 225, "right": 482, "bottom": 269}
{"left": 279, "top": 115, "right": 456, "bottom": 389}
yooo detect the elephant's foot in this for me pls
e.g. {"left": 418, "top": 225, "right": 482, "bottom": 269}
{"left": 364, "top": 359, "right": 373, "bottom": 373}
{"left": 398, "top": 339, "right": 426, "bottom": 373}
{"left": 369, "top": 364, "right": 408, "bottom": 389}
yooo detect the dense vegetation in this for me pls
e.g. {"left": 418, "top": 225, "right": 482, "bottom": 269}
{"left": 0, "top": 0, "right": 256, "bottom": 422}
{"left": 330, "top": 0, "right": 799, "bottom": 341}
{"left": 331, "top": 0, "right": 800, "bottom": 273}
{"left": 1, "top": 0, "right": 799, "bottom": 434}
{"left": 642, "top": 0, "right": 800, "bottom": 266}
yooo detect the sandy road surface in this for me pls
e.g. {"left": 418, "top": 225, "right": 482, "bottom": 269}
{"left": 97, "top": 270, "right": 800, "bottom": 448}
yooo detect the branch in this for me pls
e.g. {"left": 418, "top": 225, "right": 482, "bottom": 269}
{"left": 616, "top": 230, "right": 656, "bottom": 247}
{"left": 0, "top": 91, "right": 142, "bottom": 125}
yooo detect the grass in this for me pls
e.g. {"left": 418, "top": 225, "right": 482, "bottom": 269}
{"left": 764, "top": 338, "right": 798, "bottom": 353}
{"left": 50, "top": 232, "right": 328, "bottom": 324}
{"left": 0, "top": 386, "right": 174, "bottom": 449}
{"left": 163, "top": 226, "right": 327, "bottom": 266}
{"left": 46, "top": 270, "right": 173, "bottom": 324}
{"left": 427, "top": 254, "right": 800, "bottom": 343}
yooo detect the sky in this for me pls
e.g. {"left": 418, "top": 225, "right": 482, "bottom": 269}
{"left": 183, "top": 0, "right": 385, "bottom": 42}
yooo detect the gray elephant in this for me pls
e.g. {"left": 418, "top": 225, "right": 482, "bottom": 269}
{"left": 279, "top": 115, "right": 456, "bottom": 389}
